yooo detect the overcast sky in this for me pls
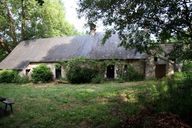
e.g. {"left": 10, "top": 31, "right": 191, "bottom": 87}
{"left": 62, "top": 0, "right": 104, "bottom": 33}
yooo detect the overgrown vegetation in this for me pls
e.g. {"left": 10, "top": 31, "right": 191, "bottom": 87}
{"left": 64, "top": 58, "right": 99, "bottom": 84}
{"left": 134, "top": 69, "right": 192, "bottom": 127}
{"left": 0, "top": 79, "right": 191, "bottom": 128}
{"left": 31, "top": 64, "right": 53, "bottom": 83}
{"left": 0, "top": 70, "right": 30, "bottom": 84}
{"left": 121, "top": 65, "right": 144, "bottom": 81}
{"left": 63, "top": 57, "right": 144, "bottom": 84}
{"left": 0, "top": 70, "right": 18, "bottom": 83}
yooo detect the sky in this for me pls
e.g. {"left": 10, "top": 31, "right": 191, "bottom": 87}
{"left": 62, "top": 0, "right": 104, "bottom": 33}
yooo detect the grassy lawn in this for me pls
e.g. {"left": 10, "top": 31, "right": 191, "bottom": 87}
{"left": 0, "top": 81, "right": 157, "bottom": 128}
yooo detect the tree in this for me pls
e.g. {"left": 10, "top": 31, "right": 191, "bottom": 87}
{"left": 35, "top": 0, "right": 44, "bottom": 5}
{"left": 78, "top": 0, "right": 192, "bottom": 60}
{"left": 0, "top": 0, "right": 78, "bottom": 58}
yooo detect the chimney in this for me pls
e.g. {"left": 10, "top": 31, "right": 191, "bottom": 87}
{"left": 89, "top": 23, "right": 96, "bottom": 36}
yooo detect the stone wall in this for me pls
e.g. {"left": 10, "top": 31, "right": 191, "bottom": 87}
{"left": 20, "top": 63, "right": 58, "bottom": 79}
{"left": 145, "top": 56, "right": 156, "bottom": 78}
{"left": 19, "top": 59, "right": 174, "bottom": 80}
{"left": 145, "top": 56, "right": 174, "bottom": 79}
{"left": 114, "top": 60, "right": 145, "bottom": 79}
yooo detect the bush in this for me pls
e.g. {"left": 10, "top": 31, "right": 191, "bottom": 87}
{"left": 31, "top": 64, "right": 53, "bottom": 83}
{"left": 122, "top": 65, "right": 144, "bottom": 81}
{"left": 182, "top": 61, "right": 192, "bottom": 72}
{"left": 16, "top": 76, "right": 30, "bottom": 84}
{"left": 91, "top": 75, "right": 103, "bottom": 84}
{"left": 67, "top": 66, "right": 97, "bottom": 84}
{"left": 0, "top": 70, "right": 19, "bottom": 83}
{"left": 116, "top": 77, "right": 125, "bottom": 83}
{"left": 172, "top": 72, "right": 186, "bottom": 81}
{"left": 147, "top": 76, "right": 192, "bottom": 124}
{"left": 65, "top": 57, "right": 98, "bottom": 84}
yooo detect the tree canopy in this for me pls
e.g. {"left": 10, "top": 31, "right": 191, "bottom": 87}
{"left": 78, "top": 0, "right": 192, "bottom": 60}
{"left": 0, "top": 0, "right": 78, "bottom": 59}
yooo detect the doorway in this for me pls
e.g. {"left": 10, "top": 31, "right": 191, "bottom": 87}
{"left": 107, "top": 65, "right": 115, "bottom": 79}
{"left": 155, "top": 64, "right": 166, "bottom": 79}
{"left": 55, "top": 67, "right": 61, "bottom": 79}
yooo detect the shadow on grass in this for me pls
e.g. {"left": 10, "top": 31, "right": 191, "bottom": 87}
{"left": 0, "top": 80, "right": 191, "bottom": 128}
{"left": 120, "top": 78, "right": 192, "bottom": 128}
{"left": 0, "top": 107, "right": 12, "bottom": 118}
{"left": 104, "top": 78, "right": 192, "bottom": 128}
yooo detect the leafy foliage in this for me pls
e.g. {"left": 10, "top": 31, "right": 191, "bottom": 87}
{"left": 135, "top": 71, "right": 192, "bottom": 126}
{"left": 78, "top": 0, "right": 192, "bottom": 60}
{"left": 35, "top": 0, "right": 44, "bottom": 6}
{"left": 16, "top": 75, "right": 30, "bottom": 84}
{"left": 63, "top": 58, "right": 145, "bottom": 83}
{"left": 0, "top": 48, "right": 7, "bottom": 61}
{"left": 0, "top": 0, "right": 78, "bottom": 54}
{"left": 31, "top": 64, "right": 53, "bottom": 83}
{"left": 182, "top": 61, "right": 192, "bottom": 72}
{"left": 122, "top": 64, "right": 144, "bottom": 81}
{"left": 65, "top": 58, "right": 98, "bottom": 84}
{"left": 0, "top": 70, "right": 19, "bottom": 83}
{"left": 67, "top": 67, "right": 97, "bottom": 84}
{"left": 91, "top": 74, "right": 103, "bottom": 84}
{"left": 156, "top": 73, "right": 192, "bottom": 124}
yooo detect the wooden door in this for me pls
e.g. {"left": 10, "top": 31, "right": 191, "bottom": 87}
{"left": 155, "top": 64, "right": 166, "bottom": 79}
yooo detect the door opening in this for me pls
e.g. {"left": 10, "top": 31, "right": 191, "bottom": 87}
{"left": 55, "top": 67, "right": 62, "bottom": 79}
{"left": 107, "top": 65, "right": 115, "bottom": 79}
{"left": 155, "top": 64, "right": 166, "bottom": 79}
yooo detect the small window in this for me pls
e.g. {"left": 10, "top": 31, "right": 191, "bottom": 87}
{"left": 124, "top": 65, "right": 128, "bottom": 70}
{"left": 26, "top": 69, "right": 30, "bottom": 76}
{"left": 154, "top": 57, "right": 158, "bottom": 62}
{"left": 170, "top": 58, "right": 176, "bottom": 61}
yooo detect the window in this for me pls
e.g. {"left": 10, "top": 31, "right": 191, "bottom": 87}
{"left": 26, "top": 69, "right": 30, "bottom": 76}
{"left": 154, "top": 57, "right": 158, "bottom": 62}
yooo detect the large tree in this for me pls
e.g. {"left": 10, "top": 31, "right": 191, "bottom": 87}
{"left": 78, "top": 0, "right": 192, "bottom": 60}
{"left": 0, "top": 0, "right": 77, "bottom": 56}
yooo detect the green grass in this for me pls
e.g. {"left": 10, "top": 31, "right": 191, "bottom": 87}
{"left": 0, "top": 81, "right": 156, "bottom": 128}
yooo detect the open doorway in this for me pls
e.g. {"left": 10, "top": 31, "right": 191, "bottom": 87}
{"left": 155, "top": 64, "right": 166, "bottom": 79}
{"left": 55, "top": 66, "right": 61, "bottom": 79}
{"left": 107, "top": 65, "right": 115, "bottom": 79}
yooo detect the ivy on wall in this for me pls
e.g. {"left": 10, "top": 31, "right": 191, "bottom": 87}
{"left": 60, "top": 57, "right": 144, "bottom": 82}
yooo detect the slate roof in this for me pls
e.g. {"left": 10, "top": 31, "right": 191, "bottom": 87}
{"left": 0, "top": 33, "right": 147, "bottom": 70}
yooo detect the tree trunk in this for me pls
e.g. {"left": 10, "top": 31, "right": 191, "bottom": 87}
{"left": 21, "top": 0, "right": 26, "bottom": 41}
{"left": 0, "top": 38, "right": 12, "bottom": 53}
{"left": 4, "top": 0, "right": 18, "bottom": 46}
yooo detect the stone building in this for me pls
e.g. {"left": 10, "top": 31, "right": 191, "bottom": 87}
{"left": 0, "top": 33, "right": 174, "bottom": 79}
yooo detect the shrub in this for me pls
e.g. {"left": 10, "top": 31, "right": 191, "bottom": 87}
{"left": 91, "top": 75, "right": 103, "bottom": 84}
{"left": 31, "top": 64, "right": 53, "bottom": 83}
{"left": 16, "top": 75, "right": 30, "bottom": 84}
{"left": 122, "top": 65, "right": 144, "bottom": 81}
{"left": 67, "top": 66, "right": 97, "bottom": 84}
{"left": 147, "top": 76, "right": 192, "bottom": 123}
{"left": 65, "top": 57, "right": 98, "bottom": 84}
{"left": 172, "top": 72, "right": 186, "bottom": 81}
{"left": 182, "top": 61, "right": 192, "bottom": 72}
{"left": 0, "top": 70, "right": 19, "bottom": 83}
{"left": 116, "top": 77, "right": 125, "bottom": 83}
